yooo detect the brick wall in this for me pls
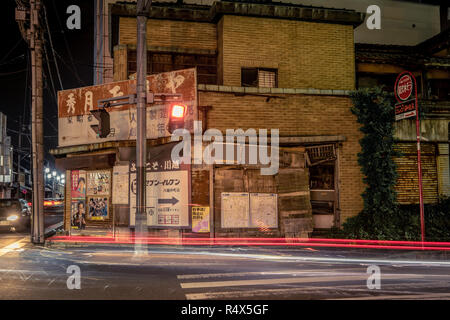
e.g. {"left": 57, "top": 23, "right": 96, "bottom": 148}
{"left": 219, "top": 15, "right": 355, "bottom": 90}
{"left": 117, "top": 15, "right": 355, "bottom": 90}
{"left": 119, "top": 17, "right": 217, "bottom": 51}
{"left": 199, "top": 91, "right": 364, "bottom": 222}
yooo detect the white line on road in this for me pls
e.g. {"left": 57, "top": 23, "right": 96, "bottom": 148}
{"left": 177, "top": 268, "right": 365, "bottom": 280}
{"left": 157, "top": 250, "right": 450, "bottom": 267}
{"left": 0, "top": 237, "right": 28, "bottom": 257}
{"left": 180, "top": 274, "right": 417, "bottom": 289}
{"left": 333, "top": 292, "right": 450, "bottom": 300}
{"left": 184, "top": 286, "right": 436, "bottom": 300}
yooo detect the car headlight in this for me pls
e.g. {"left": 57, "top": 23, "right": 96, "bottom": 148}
{"left": 7, "top": 215, "right": 19, "bottom": 221}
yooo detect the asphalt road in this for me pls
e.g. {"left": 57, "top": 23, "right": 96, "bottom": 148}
{"left": 0, "top": 235, "right": 449, "bottom": 300}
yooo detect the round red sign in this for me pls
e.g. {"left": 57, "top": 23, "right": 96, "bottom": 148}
{"left": 396, "top": 74, "right": 413, "bottom": 101}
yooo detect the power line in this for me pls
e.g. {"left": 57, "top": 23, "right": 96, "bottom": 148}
{"left": 51, "top": 0, "right": 84, "bottom": 87}
{"left": 54, "top": 49, "right": 86, "bottom": 86}
{"left": 0, "top": 37, "right": 23, "bottom": 64}
{"left": 43, "top": 3, "right": 63, "bottom": 90}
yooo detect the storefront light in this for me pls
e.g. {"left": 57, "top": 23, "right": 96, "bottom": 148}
{"left": 7, "top": 215, "right": 18, "bottom": 221}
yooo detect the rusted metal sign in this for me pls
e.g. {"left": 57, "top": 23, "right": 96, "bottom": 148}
{"left": 57, "top": 68, "right": 197, "bottom": 147}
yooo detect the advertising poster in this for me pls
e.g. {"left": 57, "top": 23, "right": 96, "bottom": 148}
{"left": 192, "top": 206, "right": 210, "bottom": 233}
{"left": 71, "top": 170, "right": 86, "bottom": 199}
{"left": 88, "top": 196, "right": 109, "bottom": 220}
{"left": 71, "top": 199, "right": 86, "bottom": 229}
{"left": 87, "top": 170, "right": 111, "bottom": 196}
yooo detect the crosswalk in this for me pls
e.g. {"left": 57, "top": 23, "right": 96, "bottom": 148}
{"left": 0, "top": 237, "right": 28, "bottom": 257}
{"left": 177, "top": 268, "right": 450, "bottom": 300}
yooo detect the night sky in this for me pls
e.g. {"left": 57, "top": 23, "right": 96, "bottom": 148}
{"left": 0, "top": 0, "right": 94, "bottom": 170}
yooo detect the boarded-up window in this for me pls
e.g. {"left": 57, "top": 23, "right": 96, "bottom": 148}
{"left": 394, "top": 143, "right": 438, "bottom": 204}
{"left": 127, "top": 50, "right": 217, "bottom": 84}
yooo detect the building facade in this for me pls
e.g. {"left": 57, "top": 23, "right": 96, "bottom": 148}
{"left": 356, "top": 28, "right": 450, "bottom": 204}
{"left": 52, "top": 1, "right": 366, "bottom": 238}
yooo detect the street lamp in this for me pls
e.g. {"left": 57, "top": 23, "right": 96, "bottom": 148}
{"left": 52, "top": 171, "right": 56, "bottom": 177}
{"left": 57, "top": 176, "right": 60, "bottom": 181}
{"left": 45, "top": 167, "right": 50, "bottom": 174}
{"left": 46, "top": 173, "right": 51, "bottom": 179}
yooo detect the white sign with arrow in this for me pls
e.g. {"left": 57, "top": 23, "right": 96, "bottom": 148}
{"left": 129, "top": 170, "right": 189, "bottom": 227}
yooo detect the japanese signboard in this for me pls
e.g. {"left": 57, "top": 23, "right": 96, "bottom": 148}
{"left": 57, "top": 68, "right": 197, "bottom": 147}
{"left": 221, "top": 193, "right": 250, "bottom": 228}
{"left": 250, "top": 193, "right": 278, "bottom": 229}
{"left": 221, "top": 192, "right": 278, "bottom": 229}
{"left": 192, "top": 206, "right": 210, "bottom": 233}
{"left": 112, "top": 165, "right": 129, "bottom": 205}
{"left": 129, "top": 143, "right": 190, "bottom": 228}
{"left": 394, "top": 72, "right": 417, "bottom": 121}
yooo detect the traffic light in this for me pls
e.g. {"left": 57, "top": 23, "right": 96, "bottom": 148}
{"left": 90, "top": 108, "right": 110, "bottom": 138}
{"left": 168, "top": 104, "right": 187, "bottom": 134}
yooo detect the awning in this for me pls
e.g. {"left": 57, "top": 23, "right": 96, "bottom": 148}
{"left": 55, "top": 153, "right": 116, "bottom": 171}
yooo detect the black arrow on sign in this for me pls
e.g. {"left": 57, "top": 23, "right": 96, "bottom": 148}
{"left": 158, "top": 197, "right": 179, "bottom": 206}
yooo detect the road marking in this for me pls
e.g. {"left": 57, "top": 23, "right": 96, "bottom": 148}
{"left": 184, "top": 286, "right": 433, "bottom": 300}
{"left": 180, "top": 274, "right": 417, "bottom": 289}
{"left": 334, "top": 292, "right": 450, "bottom": 300}
{"left": 0, "top": 237, "right": 28, "bottom": 257}
{"left": 154, "top": 250, "right": 450, "bottom": 267}
{"left": 177, "top": 268, "right": 364, "bottom": 280}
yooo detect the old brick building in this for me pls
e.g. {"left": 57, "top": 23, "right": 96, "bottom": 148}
{"left": 356, "top": 28, "right": 450, "bottom": 205}
{"left": 52, "top": 0, "right": 366, "bottom": 238}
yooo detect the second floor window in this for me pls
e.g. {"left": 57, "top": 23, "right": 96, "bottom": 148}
{"left": 241, "top": 68, "right": 277, "bottom": 88}
{"left": 127, "top": 50, "right": 217, "bottom": 85}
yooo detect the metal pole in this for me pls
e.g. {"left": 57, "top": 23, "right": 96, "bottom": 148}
{"left": 414, "top": 80, "right": 425, "bottom": 244}
{"left": 30, "top": 0, "right": 45, "bottom": 244}
{"left": 135, "top": 0, "right": 151, "bottom": 254}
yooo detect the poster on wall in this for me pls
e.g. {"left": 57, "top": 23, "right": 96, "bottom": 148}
{"left": 192, "top": 206, "right": 210, "bottom": 233}
{"left": 112, "top": 165, "right": 129, "bottom": 204}
{"left": 71, "top": 170, "right": 86, "bottom": 199}
{"left": 221, "top": 193, "right": 250, "bottom": 228}
{"left": 87, "top": 196, "right": 109, "bottom": 220}
{"left": 87, "top": 170, "right": 111, "bottom": 196}
{"left": 71, "top": 199, "right": 86, "bottom": 229}
{"left": 250, "top": 193, "right": 278, "bottom": 228}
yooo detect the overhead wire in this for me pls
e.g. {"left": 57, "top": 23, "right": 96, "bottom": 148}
{"left": 42, "top": 3, "right": 63, "bottom": 90}
{"left": 51, "top": 0, "right": 84, "bottom": 87}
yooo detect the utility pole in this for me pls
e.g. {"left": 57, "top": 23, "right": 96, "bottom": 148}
{"left": 135, "top": 0, "right": 152, "bottom": 254}
{"left": 16, "top": 0, "right": 45, "bottom": 244}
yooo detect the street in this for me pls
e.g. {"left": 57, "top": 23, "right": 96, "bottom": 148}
{"left": 0, "top": 233, "right": 449, "bottom": 300}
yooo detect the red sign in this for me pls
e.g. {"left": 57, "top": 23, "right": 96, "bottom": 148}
{"left": 394, "top": 72, "right": 417, "bottom": 121}
{"left": 395, "top": 74, "right": 413, "bottom": 101}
